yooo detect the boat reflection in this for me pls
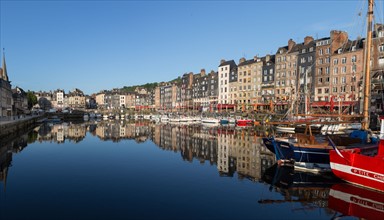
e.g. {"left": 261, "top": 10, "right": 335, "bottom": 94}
{"left": 328, "top": 183, "right": 384, "bottom": 220}
{"left": 260, "top": 164, "right": 339, "bottom": 209}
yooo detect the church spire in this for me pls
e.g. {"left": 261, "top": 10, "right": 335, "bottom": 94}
{"left": 1, "top": 49, "right": 9, "bottom": 81}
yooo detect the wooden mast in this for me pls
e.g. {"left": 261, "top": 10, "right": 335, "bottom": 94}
{"left": 362, "top": 0, "right": 374, "bottom": 130}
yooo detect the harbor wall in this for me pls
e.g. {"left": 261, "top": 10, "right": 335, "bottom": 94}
{"left": 0, "top": 115, "right": 44, "bottom": 140}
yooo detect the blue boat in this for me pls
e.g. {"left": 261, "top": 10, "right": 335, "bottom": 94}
{"left": 262, "top": 131, "right": 376, "bottom": 173}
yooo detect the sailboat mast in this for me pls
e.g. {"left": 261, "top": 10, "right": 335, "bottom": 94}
{"left": 362, "top": 0, "right": 374, "bottom": 130}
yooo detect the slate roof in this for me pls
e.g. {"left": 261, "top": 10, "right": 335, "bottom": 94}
{"left": 218, "top": 60, "right": 237, "bottom": 68}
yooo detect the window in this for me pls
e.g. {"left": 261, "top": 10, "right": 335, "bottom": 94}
{"left": 333, "top": 77, "right": 338, "bottom": 84}
{"left": 341, "top": 66, "right": 347, "bottom": 73}
{"left": 318, "top": 88, "right": 322, "bottom": 94}
{"left": 326, "top": 48, "right": 330, "bottom": 54}
{"left": 318, "top": 58, "right": 323, "bottom": 64}
{"left": 379, "top": 57, "right": 384, "bottom": 65}
{"left": 341, "top": 57, "right": 347, "bottom": 64}
{"left": 352, "top": 65, "right": 357, "bottom": 73}
{"left": 319, "top": 49, "right": 323, "bottom": 55}
{"left": 325, "top": 88, "right": 329, "bottom": 94}
{"left": 333, "top": 67, "right": 338, "bottom": 74}
{"left": 351, "top": 55, "right": 357, "bottom": 62}
{"left": 333, "top": 87, "right": 338, "bottom": 92}
{"left": 380, "top": 44, "right": 384, "bottom": 52}
{"left": 333, "top": 59, "right": 338, "bottom": 65}
{"left": 341, "top": 76, "right": 346, "bottom": 84}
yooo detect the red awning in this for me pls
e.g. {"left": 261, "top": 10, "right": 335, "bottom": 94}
{"left": 217, "top": 104, "right": 236, "bottom": 109}
{"left": 311, "top": 101, "right": 357, "bottom": 107}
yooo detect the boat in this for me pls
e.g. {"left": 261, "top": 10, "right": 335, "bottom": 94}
{"left": 201, "top": 117, "right": 220, "bottom": 124}
{"left": 262, "top": 131, "right": 375, "bottom": 173}
{"left": 329, "top": 0, "right": 384, "bottom": 192}
{"left": 236, "top": 118, "right": 253, "bottom": 126}
{"left": 321, "top": 122, "right": 362, "bottom": 135}
{"left": 329, "top": 118, "right": 384, "bottom": 191}
{"left": 328, "top": 183, "right": 384, "bottom": 219}
{"left": 220, "top": 118, "right": 229, "bottom": 125}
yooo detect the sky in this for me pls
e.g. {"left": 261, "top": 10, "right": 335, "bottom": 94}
{"left": 1, "top": 0, "right": 383, "bottom": 95}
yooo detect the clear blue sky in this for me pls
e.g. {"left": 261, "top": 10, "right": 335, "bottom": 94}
{"left": 1, "top": 0, "right": 383, "bottom": 95}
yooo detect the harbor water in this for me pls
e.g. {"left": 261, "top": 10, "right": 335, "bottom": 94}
{"left": 0, "top": 120, "right": 378, "bottom": 219}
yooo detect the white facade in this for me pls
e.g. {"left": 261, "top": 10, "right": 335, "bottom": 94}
{"left": 218, "top": 64, "right": 230, "bottom": 104}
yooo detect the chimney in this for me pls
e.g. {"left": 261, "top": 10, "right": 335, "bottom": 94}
{"left": 253, "top": 56, "right": 258, "bottom": 61}
{"left": 266, "top": 54, "right": 270, "bottom": 62}
{"left": 200, "top": 69, "right": 206, "bottom": 76}
{"left": 304, "top": 36, "right": 314, "bottom": 45}
{"left": 330, "top": 30, "right": 349, "bottom": 52}
{"left": 220, "top": 59, "right": 226, "bottom": 64}
{"left": 239, "top": 57, "right": 246, "bottom": 64}
{"left": 288, "top": 39, "right": 296, "bottom": 51}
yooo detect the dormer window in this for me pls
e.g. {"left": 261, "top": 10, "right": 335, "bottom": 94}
{"left": 379, "top": 31, "right": 384, "bottom": 37}
{"left": 352, "top": 46, "right": 356, "bottom": 51}
{"left": 338, "top": 49, "right": 342, "bottom": 54}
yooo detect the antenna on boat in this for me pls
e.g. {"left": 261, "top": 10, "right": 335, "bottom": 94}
{"left": 362, "top": 0, "right": 374, "bottom": 130}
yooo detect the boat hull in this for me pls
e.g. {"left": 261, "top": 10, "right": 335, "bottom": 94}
{"left": 262, "top": 137, "right": 331, "bottom": 172}
{"left": 329, "top": 146, "right": 384, "bottom": 192}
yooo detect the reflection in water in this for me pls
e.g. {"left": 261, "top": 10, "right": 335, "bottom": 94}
{"left": 329, "top": 183, "right": 384, "bottom": 220}
{"left": 2, "top": 120, "right": 381, "bottom": 219}
{"left": 0, "top": 132, "right": 29, "bottom": 191}
{"left": 260, "top": 164, "right": 338, "bottom": 214}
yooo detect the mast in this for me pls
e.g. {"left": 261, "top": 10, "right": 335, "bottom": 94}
{"left": 362, "top": 0, "right": 374, "bottom": 130}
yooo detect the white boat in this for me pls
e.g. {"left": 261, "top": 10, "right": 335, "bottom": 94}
{"left": 201, "top": 118, "right": 220, "bottom": 124}
{"left": 321, "top": 122, "right": 362, "bottom": 135}
{"left": 160, "top": 115, "right": 169, "bottom": 122}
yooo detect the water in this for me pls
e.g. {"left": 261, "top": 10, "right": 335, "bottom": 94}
{"left": 0, "top": 120, "right": 378, "bottom": 219}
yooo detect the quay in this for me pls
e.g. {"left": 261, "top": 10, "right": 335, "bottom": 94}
{"left": 0, "top": 115, "right": 45, "bottom": 140}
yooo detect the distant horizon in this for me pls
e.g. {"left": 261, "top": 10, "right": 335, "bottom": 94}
{"left": 1, "top": 0, "right": 383, "bottom": 94}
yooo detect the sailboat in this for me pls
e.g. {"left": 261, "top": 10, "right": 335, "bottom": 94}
{"left": 329, "top": 0, "right": 384, "bottom": 192}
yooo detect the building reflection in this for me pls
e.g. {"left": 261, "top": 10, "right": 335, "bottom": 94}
{"left": 0, "top": 133, "right": 28, "bottom": 191}
{"left": 1, "top": 120, "right": 276, "bottom": 183}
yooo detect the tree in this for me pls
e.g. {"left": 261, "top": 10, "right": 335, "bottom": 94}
{"left": 27, "top": 91, "right": 38, "bottom": 109}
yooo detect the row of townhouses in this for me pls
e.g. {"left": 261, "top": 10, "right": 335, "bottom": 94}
{"left": 33, "top": 88, "right": 97, "bottom": 111}
{"left": 2, "top": 25, "right": 383, "bottom": 116}
{"left": 94, "top": 26, "right": 383, "bottom": 115}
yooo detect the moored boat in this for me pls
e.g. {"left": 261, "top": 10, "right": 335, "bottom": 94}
{"left": 262, "top": 131, "right": 375, "bottom": 173}
{"left": 329, "top": 119, "right": 384, "bottom": 192}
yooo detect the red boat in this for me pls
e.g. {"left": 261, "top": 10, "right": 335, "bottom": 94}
{"left": 328, "top": 183, "right": 384, "bottom": 219}
{"left": 236, "top": 119, "right": 253, "bottom": 126}
{"left": 329, "top": 139, "right": 384, "bottom": 192}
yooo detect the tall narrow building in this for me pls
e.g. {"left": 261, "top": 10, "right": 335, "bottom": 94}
{"left": 0, "top": 52, "right": 13, "bottom": 117}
